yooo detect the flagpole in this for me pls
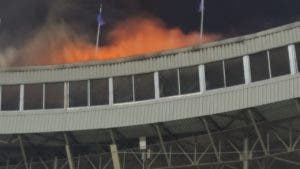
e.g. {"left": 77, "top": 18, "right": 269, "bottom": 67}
{"left": 95, "top": 2, "right": 103, "bottom": 56}
{"left": 200, "top": 0, "right": 205, "bottom": 38}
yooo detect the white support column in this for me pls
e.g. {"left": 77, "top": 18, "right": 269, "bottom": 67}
{"left": 199, "top": 65, "right": 206, "bottom": 93}
{"left": 154, "top": 72, "right": 160, "bottom": 99}
{"left": 132, "top": 75, "right": 135, "bottom": 101}
{"left": 288, "top": 44, "right": 298, "bottom": 74}
{"left": 243, "top": 55, "right": 251, "bottom": 84}
{"left": 109, "top": 78, "right": 113, "bottom": 105}
{"left": 64, "top": 82, "right": 69, "bottom": 109}
{"left": 222, "top": 61, "right": 227, "bottom": 87}
{"left": 110, "top": 144, "right": 121, "bottom": 169}
{"left": 53, "top": 157, "right": 58, "bottom": 169}
{"left": 177, "top": 69, "right": 181, "bottom": 95}
{"left": 242, "top": 138, "right": 249, "bottom": 169}
{"left": 267, "top": 51, "right": 272, "bottom": 78}
{"left": 0, "top": 85, "right": 2, "bottom": 111}
{"left": 20, "top": 84, "right": 24, "bottom": 111}
{"left": 42, "top": 83, "right": 45, "bottom": 109}
{"left": 87, "top": 80, "right": 91, "bottom": 106}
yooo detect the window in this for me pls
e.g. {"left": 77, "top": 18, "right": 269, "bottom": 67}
{"left": 269, "top": 47, "right": 290, "bottom": 77}
{"left": 225, "top": 57, "right": 245, "bottom": 87}
{"left": 159, "top": 69, "right": 179, "bottom": 97}
{"left": 69, "top": 81, "right": 87, "bottom": 107}
{"left": 90, "top": 79, "right": 109, "bottom": 106}
{"left": 134, "top": 73, "right": 155, "bottom": 101}
{"left": 250, "top": 51, "right": 270, "bottom": 82}
{"left": 1, "top": 85, "right": 19, "bottom": 111}
{"left": 45, "top": 83, "right": 64, "bottom": 109}
{"left": 24, "top": 84, "right": 43, "bottom": 110}
{"left": 205, "top": 61, "right": 225, "bottom": 90}
{"left": 179, "top": 66, "right": 200, "bottom": 94}
{"left": 295, "top": 43, "right": 300, "bottom": 72}
{"left": 113, "top": 76, "right": 133, "bottom": 103}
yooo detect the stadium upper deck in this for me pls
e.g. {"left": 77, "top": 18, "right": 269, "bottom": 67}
{"left": 0, "top": 21, "right": 298, "bottom": 134}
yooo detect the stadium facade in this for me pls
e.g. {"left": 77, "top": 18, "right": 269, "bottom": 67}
{"left": 0, "top": 21, "right": 299, "bottom": 169}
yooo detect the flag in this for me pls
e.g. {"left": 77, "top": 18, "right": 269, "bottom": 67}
{"left": 97, "top": 13, "right": 105, "bottom": 26}
{"left": 198, "top": 0, "right": 204, "bottom": 13}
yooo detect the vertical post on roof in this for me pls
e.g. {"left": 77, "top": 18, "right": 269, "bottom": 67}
{"left": 200, "top": 0, "right": 205, "bottom": 38}
{"left": 95, "top": 1, "right": 103, "bottom": 56}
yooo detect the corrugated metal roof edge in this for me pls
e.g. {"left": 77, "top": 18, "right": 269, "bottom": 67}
{"left": 1, "top": 21, "right": 299, "bottom": 73}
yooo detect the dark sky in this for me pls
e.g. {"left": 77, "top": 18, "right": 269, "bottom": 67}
{"left": 0, "top": 0, "right": 299, "bottom": 63}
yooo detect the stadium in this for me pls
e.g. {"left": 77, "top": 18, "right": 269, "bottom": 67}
{"left": 0, "top": 21, "right": 299, "bottom": 169}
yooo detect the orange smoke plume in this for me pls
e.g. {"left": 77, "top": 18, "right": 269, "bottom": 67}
{"left": 7, "top": 17, "right": 219, "bottom": 66}
{"left": 46, "top": 17, "right": 220, "bottom": 65}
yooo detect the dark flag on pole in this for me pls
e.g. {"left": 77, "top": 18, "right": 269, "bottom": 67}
{"left": 97, "top": 13, "right": 105, "bottom": 26}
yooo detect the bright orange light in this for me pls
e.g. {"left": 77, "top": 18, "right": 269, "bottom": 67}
{"left": 44, "top": 17, "right": 220, "bottom": 65}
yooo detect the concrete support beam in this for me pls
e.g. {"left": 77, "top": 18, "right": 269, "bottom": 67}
{"left": 53, "top": 157, "right": 58, "bottom": 169}
{"left": 110, "top": 144, "right": 121, "bottom": 169}
{"left": 202, "top": 118, "right": 220, "bottom": 161}
{"left": 154, "top": 125, "right": 172, "bottom": 166}
{"left": 63, "top": 133, "right": 75, "bottom": 169}
{"left": 248, "top": 110, "right": 268, "bottom": 155}
{"left": 242, "top": 138, "right": 249, "bottom": 169}
{"left": 18, "top": 135, "right": 29, "bottom": 169}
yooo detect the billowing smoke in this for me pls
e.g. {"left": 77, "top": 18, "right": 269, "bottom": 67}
{"left": 0, "top": 0, "right": 221, "bottom": 67}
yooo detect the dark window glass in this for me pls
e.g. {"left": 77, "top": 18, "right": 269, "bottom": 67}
{"left": 24, "top": 84, "right": 43, "bottom": 110}
{"left": 269, "top": 47, "right": 290, "bottom": 77}
{"left": 179, "top": 66, "right": 200, "bottom": 94}
{"left": 113, "top": 76, "right": 133, "bottom": 103}
{"left": 249, "top": 51, "right": 270, "bottom": 82}
{"left": 1, "top": 85, "right": 19, "bottom": 111}
{"left": 45, "top": 83, "right": 64, "bottom": 109}
{"left": 69, "top": 81, "right": 87, "bottom": 107}
{"left": 159, "top": 69, "right": 179, "bottom": 97}
{"left": 205, "top": 61, "right": 224, "bottom": 90}
{"left": 90, "top": 79, "right": 109, "bottom": 106}
{"left": 296, "top": 43, "right": 300, "bottom": 72}
{"left": 225, "top": 57, "right": 245, "bottom": 87}
{"left": 134, "top": 73, "right": 155, "bottom": 101}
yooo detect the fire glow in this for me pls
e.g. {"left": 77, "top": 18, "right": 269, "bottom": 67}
{"left": 47, "top": 17, "right": 220, "bottom": 65}
{"left": 2, "top": 17, "right": 221, "bottom": 66}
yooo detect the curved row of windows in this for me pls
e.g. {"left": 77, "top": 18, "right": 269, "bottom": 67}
{"left": 0, "top": 43, "right": 300, "bottom": 111}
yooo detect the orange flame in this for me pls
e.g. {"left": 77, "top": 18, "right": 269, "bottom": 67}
{"left": 44, "top": 17, "right": 220, "bottom": 65}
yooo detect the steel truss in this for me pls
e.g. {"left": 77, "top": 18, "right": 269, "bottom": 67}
{"left": 0, "top": 107, "right": 299, "bottom": 169}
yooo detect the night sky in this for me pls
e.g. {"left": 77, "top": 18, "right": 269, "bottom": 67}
{"left": 0, "top": 0, "right": 299, "bottom": 65}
